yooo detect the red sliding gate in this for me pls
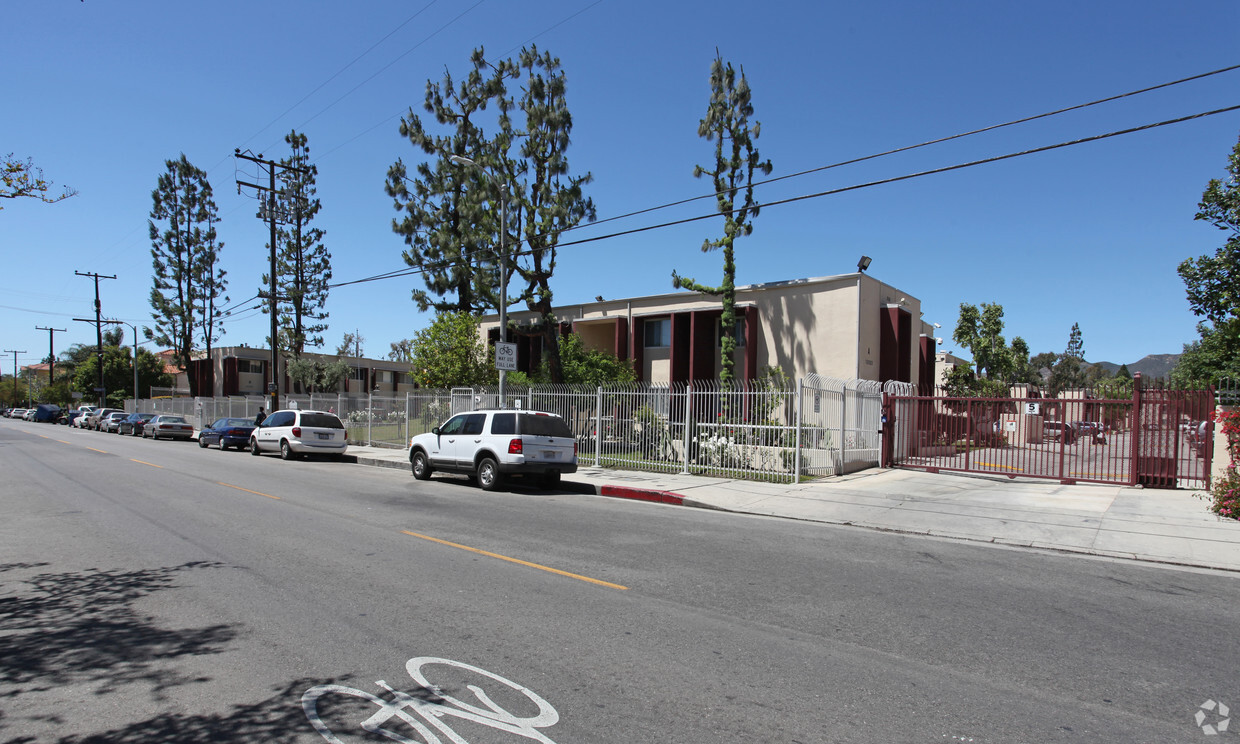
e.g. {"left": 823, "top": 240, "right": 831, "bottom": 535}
{"left": 885, "top": 384, "right": 1215, "bottom": 489}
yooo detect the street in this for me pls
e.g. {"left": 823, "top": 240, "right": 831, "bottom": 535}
{"left": 1, "top": 418, "right": 1238, "bottom": 743}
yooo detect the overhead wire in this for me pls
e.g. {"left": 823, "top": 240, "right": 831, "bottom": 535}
{"left": 327, "top": 100, "right": 1240, "bottom": 289}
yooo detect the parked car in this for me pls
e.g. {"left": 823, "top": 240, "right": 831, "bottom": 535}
{"left": 8, "top": 408, "right": 28, "bottom": 420}
{"left": 101, "top": 411, "right": 130, "bottom": 433}
{"left": 86, "top": 407, "right": 120, "bottom": 430}
{"left": 143, "top": 415, "right": 195, "bottom": 440}
{"left": 198, "top": 417, "right": 256, "bottom": 450}
{"left": 1043, "top": 421, "right": 1078, "bottom": 444}
{"left": 118, "top": 412, "right": 155, "bottom": 436}
{"left": 22, "top": 409, "right": 37, "bottom": 421}
{"left": 408, "top": 409, "right": 578, "bottom": 490}
{"left": 249, "top": 409, "right": 347, "bottom": 460}
{"left": 73, "top": 405, "right": 99, "bottom": 428}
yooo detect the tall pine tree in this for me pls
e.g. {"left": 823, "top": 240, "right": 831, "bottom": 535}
{"left": 147, "top": 154, "right": 227, "bottom": 396}
{"left": 263, "top": 130, "right": 330, "bottom": 357}
{"left": 672, "top": 54, "right": 772, "bottom": 387}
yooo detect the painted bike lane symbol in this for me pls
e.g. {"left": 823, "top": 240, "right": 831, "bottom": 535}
{"left": 302, "top": 656, "right": 560, "bottom": 743}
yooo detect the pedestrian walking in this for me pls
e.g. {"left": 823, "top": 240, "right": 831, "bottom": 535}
{"left": 255, "top": 407, "right": 266, "bottom": 425}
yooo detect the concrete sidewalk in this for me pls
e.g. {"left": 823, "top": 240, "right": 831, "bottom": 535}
{"left": 342, "top": 443, "right": 1240, "bottom": 573}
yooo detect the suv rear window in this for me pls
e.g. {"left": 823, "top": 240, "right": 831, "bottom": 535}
{"left": 300, "top": 413, "right": 344, "bottom": 429}
{"left": 517, "top": 414, "right": 572, "bottom": 438}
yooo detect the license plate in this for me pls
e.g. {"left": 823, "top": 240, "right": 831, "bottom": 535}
{"left": 317, "top": 432, "right": 331, "bottom": 440}
{"left": 543, "top": 450, "right": 556, "bottom": 459}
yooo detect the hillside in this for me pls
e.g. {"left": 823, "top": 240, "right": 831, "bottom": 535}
{"left": 1089, "top": 354, "right": 1180, "bottom": 379}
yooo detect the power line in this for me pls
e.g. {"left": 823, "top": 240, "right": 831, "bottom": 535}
{"left": 328, "top": 101, "right": 1240, "bottom": 288}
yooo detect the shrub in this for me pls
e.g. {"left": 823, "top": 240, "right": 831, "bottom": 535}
{"left": 1205, "top": 409, "right": 1240, "bottom": 521}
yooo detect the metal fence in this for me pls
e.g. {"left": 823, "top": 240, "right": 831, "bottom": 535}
{"left": 130, "top": 375, "right": 888, "bottom": 483}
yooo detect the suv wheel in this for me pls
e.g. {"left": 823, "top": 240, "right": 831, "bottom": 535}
{"left": 250, "top": 438, "right": 260, "bottom": 455}
{"left": 411, "top": 451, "right": 431, "bottom": 480}
{"left": 477, "top": 457, "right": 503, "bottom": 491}
{"left": 280, "top": 440, "right": 296, "bottom": 461}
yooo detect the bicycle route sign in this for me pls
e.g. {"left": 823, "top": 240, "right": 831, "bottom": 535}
{"left": 495, "top": 342, "right": 518, "bottom": 372}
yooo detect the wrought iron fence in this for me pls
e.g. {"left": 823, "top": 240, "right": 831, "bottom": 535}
{"left": 130, "top": 375, "right": 889, "bottom": 482}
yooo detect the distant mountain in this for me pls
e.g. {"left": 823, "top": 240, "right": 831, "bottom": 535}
{"left": 1089, "top": 354, "right": 1180, "bottom": 380}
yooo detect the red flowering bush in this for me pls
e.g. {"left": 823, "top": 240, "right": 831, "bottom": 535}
{"left": 1206, "top": 409, "right": 1240, "bottom": 521}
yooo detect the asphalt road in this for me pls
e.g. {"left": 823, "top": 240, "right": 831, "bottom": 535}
{"left": 2, "top": 418, "right": 1238, "bottom": 743}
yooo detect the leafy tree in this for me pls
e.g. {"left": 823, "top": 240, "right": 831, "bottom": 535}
{"left": 1173, "top": 132, "right": 1240, "bottom": 386}
{"left": 941, "top": 362, "right": 1009, "bottom": 398}
{"left": 285, "top": 357, "right": 351, "bottom": 394}
{"left": 672, "top": 53, "right": 772, "bottom": 388}
{"left": 408, "top": 311, "right": 495, "bottom": 388}
{"left": 1116, "top": 363, "right": 1132, "bottom": 380}
{"left": 388, "top": 338, "right": 415, "bottom": 362}
{"left": 515, "top": 333, "right": 635, "bottom": 385}
{"left": 72, "top": 345, "right": 171, "bottom": 407}
{"left": 952, "top": 302, "right": 1017, "bottom": 382}
{"left": 1, "top": 153, "right": 76, "bottom": 209}
{"left": 385, "top": 49, "right": 504, "bottom": 315}
{"left": 0, "top": 376, "right": 22, "bottom": 407}
{"left": 335, "top": 331, "right": 365, "bottom": 358}
{"left": 264, "top": 130, "right": 331, "bottom": 357}
{"left": 146, "top": 154, "right": 227, "bottom": 396}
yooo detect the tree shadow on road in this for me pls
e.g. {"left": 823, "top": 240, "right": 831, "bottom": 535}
{"left": 0, "top": 561, "right": 234, "bottom": 699}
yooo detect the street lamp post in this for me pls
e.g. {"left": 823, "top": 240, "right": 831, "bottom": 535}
{"left": 449, "top": 154, "right": 509, "bottom": 407}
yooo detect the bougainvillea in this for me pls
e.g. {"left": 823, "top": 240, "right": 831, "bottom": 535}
{"left": 1206, "top": 409, "right": 1240, "bottom": 521}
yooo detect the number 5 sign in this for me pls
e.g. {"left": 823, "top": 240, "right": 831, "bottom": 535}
{"left": 495, "top": 341, "right": 518, "bottom": 371}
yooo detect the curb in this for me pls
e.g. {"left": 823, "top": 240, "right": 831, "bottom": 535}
{"left": 598, "top": 485, "right": 685, "bottom": 506}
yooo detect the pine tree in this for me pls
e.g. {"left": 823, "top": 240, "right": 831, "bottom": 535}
{"left": 385, "top": 49, "right": 504, "bottom": 315}
{"left": 263, "top": 130, "right": 330, "bottom": 357}
{"left": 672, "top": 53, "right": 772, "bottom": 387}
{"left": 147, "top": 154, "right": 227, "bottom": 396}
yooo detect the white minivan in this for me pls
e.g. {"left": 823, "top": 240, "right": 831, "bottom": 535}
{"left": 249, "top": 409, "right": 348, "bottom": 460}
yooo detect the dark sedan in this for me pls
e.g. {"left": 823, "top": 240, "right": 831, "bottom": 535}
{"left": 118, "top": 412, "right": 155, "bottom": 436}
{"left": 198, "top": 417, "right": 256, "bottom": 450}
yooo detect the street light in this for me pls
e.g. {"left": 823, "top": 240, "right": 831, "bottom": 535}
{"left": 450, "top": 154, "right": 510, "bottom": 407}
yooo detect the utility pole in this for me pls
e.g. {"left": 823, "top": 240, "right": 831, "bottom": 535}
{"left": 235, "top": 149, "right": 310, "bottom": 413}
{"left": 4, "top": 350, "right": 26, "bottom": 408}
{"left": 75, "top": 271, "right": 116, "bottom": 407}
{"left": 35, "top": 326, "right": 67, "bottom": 393}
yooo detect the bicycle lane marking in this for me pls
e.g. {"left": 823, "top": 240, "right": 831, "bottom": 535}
{"left": 401, "top": 530, "right": 628, "bottom": 591}
{"left": 302, "top": 656, "right": 562, "bottom": 743}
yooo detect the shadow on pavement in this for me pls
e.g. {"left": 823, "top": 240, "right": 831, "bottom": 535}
{"left": 0, "top": 561, "right": 234, "bottom": 699}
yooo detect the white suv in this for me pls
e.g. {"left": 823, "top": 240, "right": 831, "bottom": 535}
{"left": 249, "top": 409, "right": 348, "bottom": 460}
{"left": 408, "top": 409, "right": 577, "bottom": 490}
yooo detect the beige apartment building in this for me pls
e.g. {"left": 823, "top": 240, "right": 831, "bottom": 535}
{"left": 479, "top": 272, "right": 938, "bottom": 389}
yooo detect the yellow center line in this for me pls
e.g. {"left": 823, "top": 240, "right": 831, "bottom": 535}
{"left": 85, "top": 447, "right": 108, "bottom": 454}
{"left": 57, "top": 440, "right": 71, "bottom": 444}
{"left": 401, "top": 530, "right": 628, "bottom": 591}
{"left": 218, "top": 482, "right": 281, "bottom": 500}
{"left": 130, "top": 459, "right": 163, "bottom": 468}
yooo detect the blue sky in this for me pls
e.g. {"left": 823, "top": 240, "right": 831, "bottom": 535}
{"left": 3, "top": 0, "right": 1238, "bottom": 376}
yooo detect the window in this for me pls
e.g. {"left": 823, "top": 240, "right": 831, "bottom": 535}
{"left": 301, "top": 413, "right": 344, "bottom": 429}
{"left": 491, "top": 413, "right": 516, "bottom": 435}
{"left": 643, "top": 318, "right": 669, "bottom": 348}
{"left": 349, "top": 367, "right": 367, "bottom": 380}
{"left": 461, "top": 414, "right": 486, "bottom": 436}
{"left": 438, "top": 415, "right": 466, "bottom": 436}
{"left": 518, "top": 413, "right": 572, "bottom": 438}
{"left": 237, "top": 359, "right": 263, "bottom": 374}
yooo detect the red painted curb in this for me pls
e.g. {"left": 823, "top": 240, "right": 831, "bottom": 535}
{"left": 599, "top": 485, "right": 685, "bottom": 506}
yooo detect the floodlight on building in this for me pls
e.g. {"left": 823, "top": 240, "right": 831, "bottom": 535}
{"left": 857, "top": 255, "right": 872, "bottom": 272}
